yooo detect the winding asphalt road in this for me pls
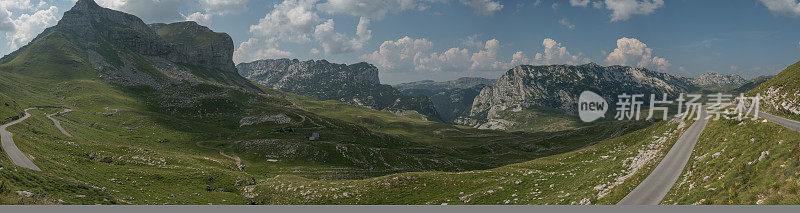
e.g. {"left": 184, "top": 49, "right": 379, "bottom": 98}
{"left": 46, "top": 108, "right": 73, "bottom": 137}
{"left": 0, "top": 108, "right": 41, "bottom": 171}
{"left": 758, "top": 111, "right": 800, "bottom": 132}
{"left": 618, "top": 108, "right": 709, "bottom": 205}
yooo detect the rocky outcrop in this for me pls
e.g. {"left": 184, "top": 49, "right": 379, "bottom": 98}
{"left": 692, "top": 71, "right": 746, "bottom": 88}
{"left": 237, "top": 59, "right": 440, "bottom": 121}
{"left": 462, "top": 63, "right": 692, "bottom": 128}
{"left": 149, "top": 22, "right": 236, "bottom": 74}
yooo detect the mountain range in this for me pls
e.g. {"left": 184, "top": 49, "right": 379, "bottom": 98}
{"left": 239, "top": 58, "right": 769, "bottom": 131}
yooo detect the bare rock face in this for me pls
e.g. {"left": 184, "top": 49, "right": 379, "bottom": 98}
{"left": 237, "top": 59, "right": 441, "bottom": 121}
{"left": 462, "top": 63, "right": 692, "bottom": 128}
{"left": 148, "top": 22, "right": 236, "bottom": 74}
{"left": 692, "top": 71, "right": 746, "bottom": 88}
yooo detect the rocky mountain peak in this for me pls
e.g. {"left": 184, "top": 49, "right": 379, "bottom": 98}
{"left": 692, "top": 71, "right": 746, "bottom": 87}
{"left": 50, "top": 0, "right": 169, "bottom": 56}
{"left": 73, "top": 0, "right": 101, "bottom": 9}
{"left": 4, "top": 0, "right": 261, "bottom": 92}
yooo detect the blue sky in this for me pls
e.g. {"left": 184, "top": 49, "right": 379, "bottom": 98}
{"left": 2, "top": 0, "right": 800, "bottom": 84}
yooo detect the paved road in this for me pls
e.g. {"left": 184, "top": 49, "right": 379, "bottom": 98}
{"left": 618, "top": 108, "right": 709, "bottom": 205}
{"left": 46, "top": 108, "right": 73, "bottom": 137}
{"left": 759, "top": 111, "right": 800, "bottom": 133}
{"left": 0, "top": 108, "right": 41, "bottom": 171}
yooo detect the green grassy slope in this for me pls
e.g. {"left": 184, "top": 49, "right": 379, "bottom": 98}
{"left": 731, "top": 75, "right": 772, "bottom": 94}
{"left": 748, "top": 60, "right": 800, "bottom": 120}
{"left": 663, "top": 118, "right": 800, "bottom": 204}
{"left": 0, "top": 93, "right": 22, "bottom": 123}
{"left": 248, "top": 116, "right": 694, "bottom": 204}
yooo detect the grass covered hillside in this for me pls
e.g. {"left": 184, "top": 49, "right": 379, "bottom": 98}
{"left": 749, "top": 60, "right": 800, "bottom": 120}
{"left": 246, "top": 116, "right": 694, "bottom": 205}
{"left": 663, "top": 118, "right": 800, "bottom": 204}
{"left": 0, "top": 93, "right": 22, "bottom": 123}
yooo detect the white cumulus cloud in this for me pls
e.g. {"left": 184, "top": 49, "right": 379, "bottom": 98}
{"left": 0, "top": 8, "right": 14, "bottom": 32}
{"left": 361, "top": 36, "right": 434, "bottom": 71}
{"left": 533, "top": 38, "right": 590, "bottom": 65}
{"left": 469, "top": 39, "right": 506, "bottom": 70}
{"left": 5, "top": 5, "right": 59, "bottom": 50}
{"left": 569, "top": 0, "right": 591, "bottom": 7}
{"left": 459, "top": 0, "right": 504, "bottom": 16}
{"left": 415, "top": 47, "right": 472, "bottom": 72}
{"left": 313, "top": 17, "right": 371, "bottom": 55}
{"left": 605, "top": 37, "right": 670, "bottom": 71}
{"left": 558, "top": 18, "right": 575, "bottom": 30}
{"left": 182, "top": 12, "right": 213, "bottom": 26}
{"left": 233, "top": 37, "right": 291, "bottom": 63}
{"left": 604, "top": 0, "right": 664, "bottom": 22}
{"left": 249, "top": 0, "right": 320, "bottom": 43}
{"left": 0, "top": 0, "right": 47, "bottom": 12}
{"left": 366, "top": 36, "right": 533, "bottom": 73}
{"left": 758, "top": 0, "right": 800, "bottom": 17}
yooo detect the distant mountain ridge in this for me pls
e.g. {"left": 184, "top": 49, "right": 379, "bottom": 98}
{"left": 394, "top": 77, "right": 496, "bottom": 123}
{"left": 692, "top": 71, "right": 746, "bottom": 88}
{"left": 237, "top": 59, "right": 441, "bottom": 121}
